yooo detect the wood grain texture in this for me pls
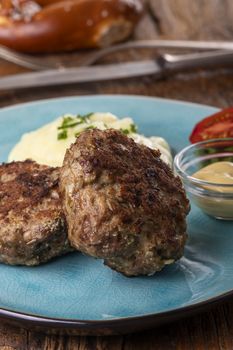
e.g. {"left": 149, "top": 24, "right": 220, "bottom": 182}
{"left": 1, "top": 0, "right": 233, "bottom": 349}
{"left": 1, "top": 302, "right": 233, "bottom": 349}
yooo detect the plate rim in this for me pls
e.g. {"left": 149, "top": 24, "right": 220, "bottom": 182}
{"left": 0, "top": 94, "right": 219, "bottom": 114}
{"left": 0, "top": 94, "right": 224, "bottom": 332}
{"left": 1, "top": 288, "right": 233, "bottom": 332}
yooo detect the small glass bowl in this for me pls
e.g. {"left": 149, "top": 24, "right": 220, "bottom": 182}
{"left": 174, "top": 138, "right": 233, "bottom": 220}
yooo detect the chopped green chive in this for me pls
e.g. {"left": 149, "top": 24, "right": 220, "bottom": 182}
{"left": 120, "top": 123, "right": 137, "bottom": 135}
{"left": 58, "top": 120, "right": 83, "bottom": 130}
{"left": 130, "top": 123, "right": 137, "bottom": 133}
{"left": 57, "top": 114, "right": 138, "bottom": 141}
{"left": 120, "top": 128, "right": 130, "bottom": 135}
{"left": 57, "top": 113, "right": 93, "bottom": 139}
{"left": 77, "top": 113, "right": 93, "bottom": 122}
{"left": 57, "top": 129, "right": 68, "bottom": 140}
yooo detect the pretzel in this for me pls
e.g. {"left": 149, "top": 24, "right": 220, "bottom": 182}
{"left": 0, "top": 0, "right": 143, "bottom": 53}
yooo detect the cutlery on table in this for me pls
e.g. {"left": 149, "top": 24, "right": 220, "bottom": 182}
{"left": 0, "top": 50, "right": 233, "bottom": 90}
{"left": 1, "top": 40, "right": 233, "bottom": 70}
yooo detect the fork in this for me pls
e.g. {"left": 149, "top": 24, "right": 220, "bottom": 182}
{"left": 0, "top": 45, "right": 57, "bottom": 70}
{"left": 2, "top": 40, "right": 233, "bottom": 70}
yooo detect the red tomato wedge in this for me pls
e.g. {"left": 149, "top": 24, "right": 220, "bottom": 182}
{"left": 189, "top": 107, "right": 233, "bottom": 143}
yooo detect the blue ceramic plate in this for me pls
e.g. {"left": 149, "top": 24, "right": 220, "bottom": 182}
{"left": 0, "top": 95, "right": 232, "bottom": 335}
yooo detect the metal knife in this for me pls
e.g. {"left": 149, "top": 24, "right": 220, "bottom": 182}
{"left": 0, "top": 50, "right": 233, "bottom": 90}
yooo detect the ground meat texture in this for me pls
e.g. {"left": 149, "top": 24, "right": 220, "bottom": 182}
{"left": 0, "top": 160, "right": 71, "bottom": 266}
{"left": 60, "top": 129, "right": 190, "bottom": 276}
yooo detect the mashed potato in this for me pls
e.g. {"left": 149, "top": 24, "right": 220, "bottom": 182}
{"left": 9, "top": 112, "right": 172, "bottom": 167}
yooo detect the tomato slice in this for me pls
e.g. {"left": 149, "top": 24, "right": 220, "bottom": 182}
{"left": 189, "top": 107, "right": 233, "bottom": 143}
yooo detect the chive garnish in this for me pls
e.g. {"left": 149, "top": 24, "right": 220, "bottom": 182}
{"left": 120, "top": 123, "right": 137, "bottom": 135}
{"left": 120, "top": 129, "right": 130, "bottom": 135}
{"left": 57, "top": 129, "right": 68, "bottom": 140}
{"left": 130, "top": 123, "right": 137, "bottom": 133}
{"left": 57, "top": 113, "right": 93, "bottom": 138}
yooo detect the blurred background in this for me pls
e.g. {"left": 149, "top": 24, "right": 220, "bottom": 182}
{"left": 137, "top": 0, "right": 233, "bottom": 40}
{"left": 0, "top": 0, "right": 233, "bottom": 107}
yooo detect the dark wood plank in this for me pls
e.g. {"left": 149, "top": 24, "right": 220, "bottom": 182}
{"left": 1, "top": 67, "right": 233, "bottom": 109}
{"left": 1, "top": 302, "right": 233, "bottom": 349}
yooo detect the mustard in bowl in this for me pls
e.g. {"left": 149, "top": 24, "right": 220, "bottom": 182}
{"left": 174, "top": 138, "right": 233, "bottom": 220}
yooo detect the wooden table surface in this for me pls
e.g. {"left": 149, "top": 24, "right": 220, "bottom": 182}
{"left": 1, "top": 1, "right": 233, "bottom": 349}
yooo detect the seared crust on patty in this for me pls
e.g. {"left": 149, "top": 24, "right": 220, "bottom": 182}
{"left": 60, "top": 129, "right": 190, "bottom": 276}
{"left": 0, "top": 160, "right": 71, "bottom": 266}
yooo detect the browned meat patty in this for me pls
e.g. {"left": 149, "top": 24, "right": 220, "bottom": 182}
{"left": 60, "top": 129, "right": 190, "bottom": 276}
{"left": 0, "top": 160, "right": 71, "bottom": 266}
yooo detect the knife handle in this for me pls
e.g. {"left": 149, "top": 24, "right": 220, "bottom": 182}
{"left": 160, "top": 50, "right": 233, "bottom": 73}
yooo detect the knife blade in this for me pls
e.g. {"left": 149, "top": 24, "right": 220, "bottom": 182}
{"left": 0, "top": 50, "right": 233, "bottom": 90}
{"left": 0, "top": 60, "right": 161, "bottom": 90}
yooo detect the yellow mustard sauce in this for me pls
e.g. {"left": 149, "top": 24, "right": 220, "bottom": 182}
{"left": 192, "top": 161, "right": 233, "bottom": 219}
